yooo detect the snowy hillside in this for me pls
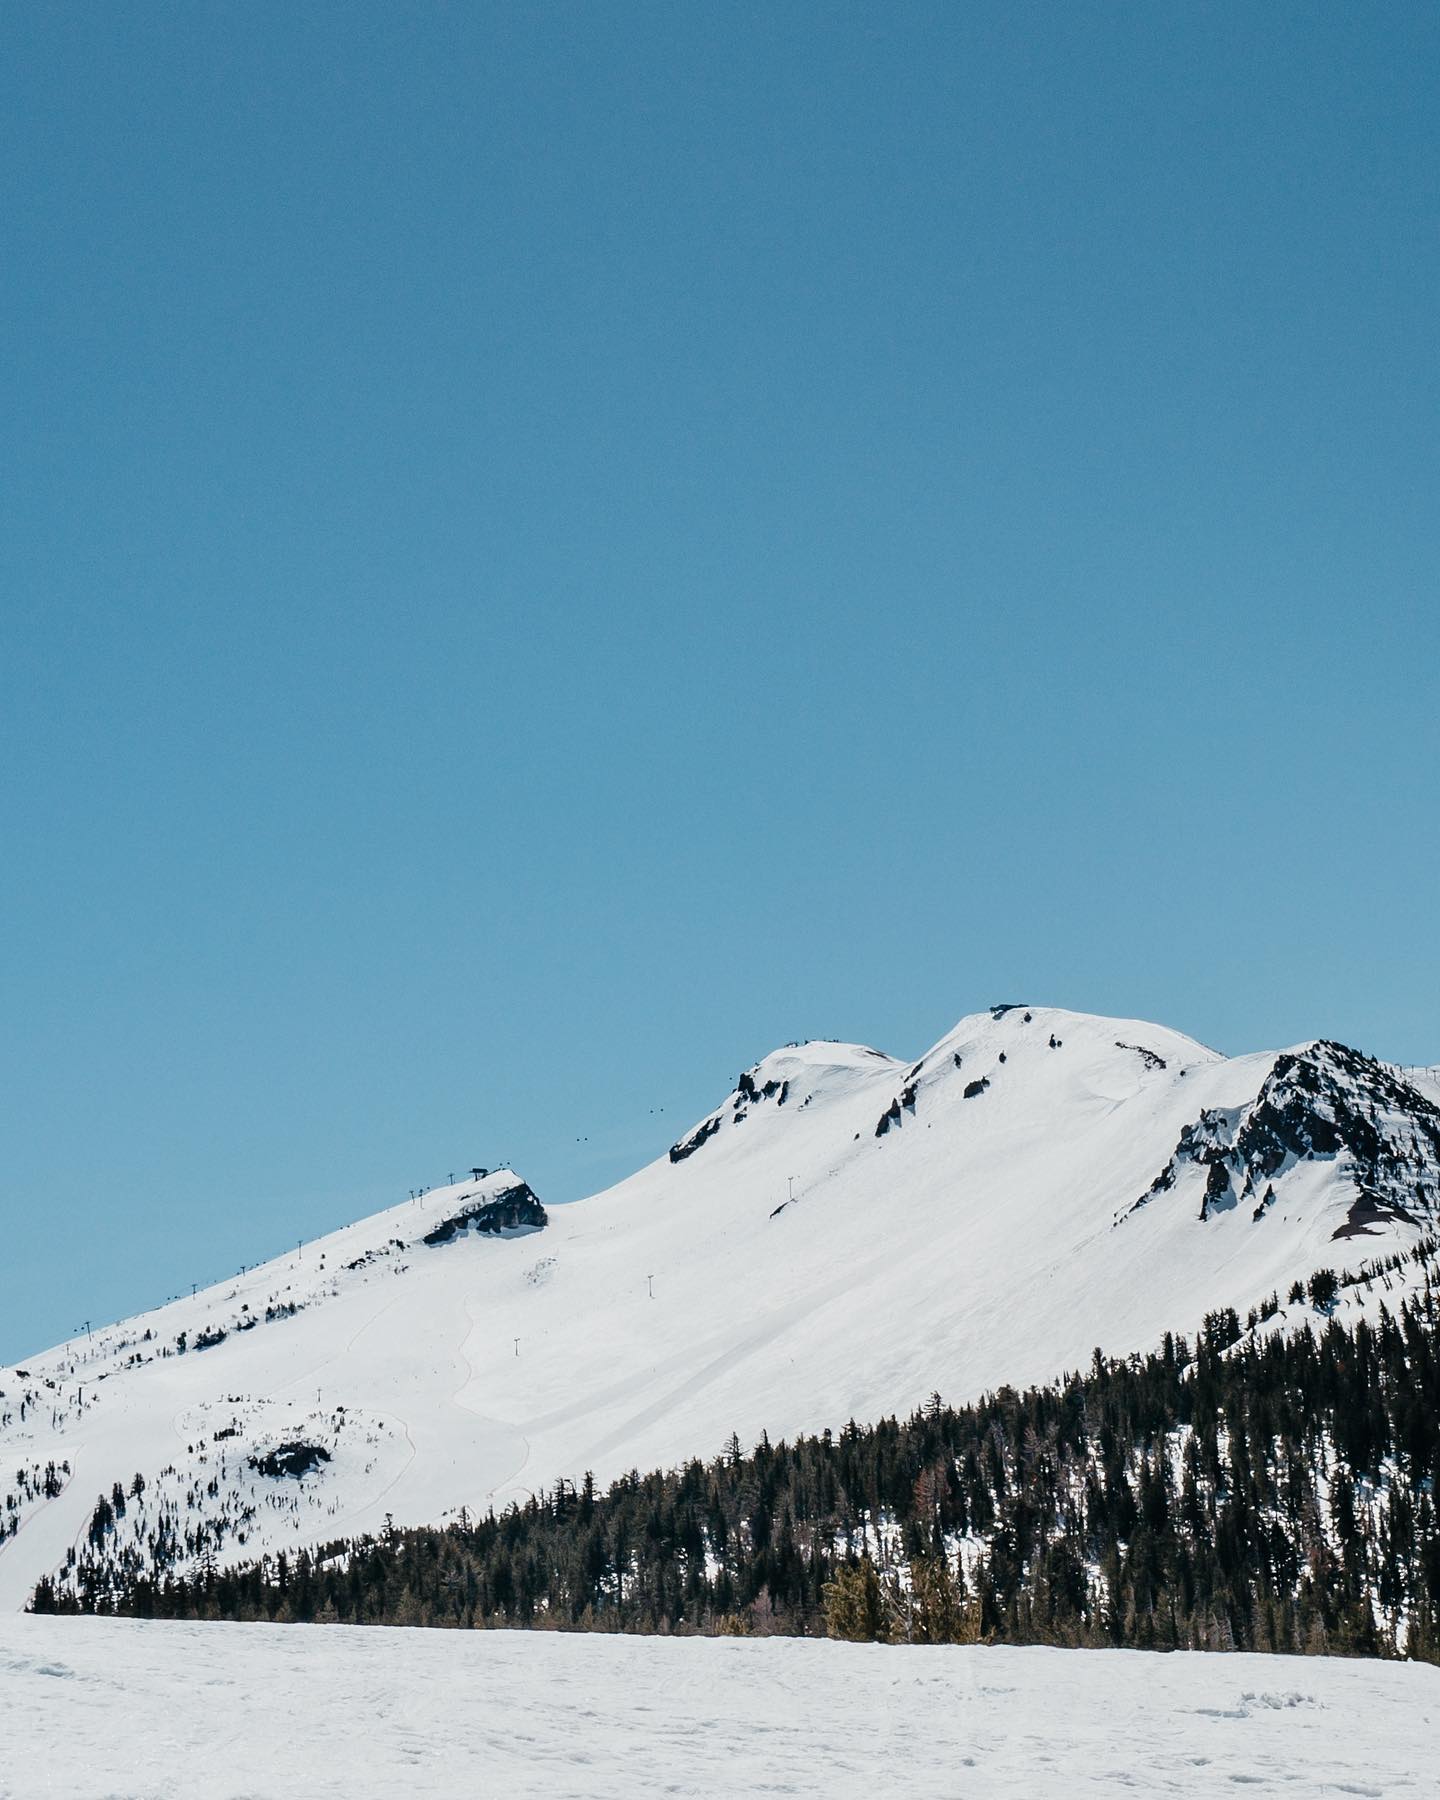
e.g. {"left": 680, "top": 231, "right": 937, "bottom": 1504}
{"left": 4, "top": 1616, "right": 1437, "bottom": 1799}
{"left": 3, "top": 1006, "right": 1438, "bottom": 1610}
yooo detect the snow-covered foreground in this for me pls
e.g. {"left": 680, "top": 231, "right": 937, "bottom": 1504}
{"left": 1, "top": 1617, "right": 1435, "bottom": 1800}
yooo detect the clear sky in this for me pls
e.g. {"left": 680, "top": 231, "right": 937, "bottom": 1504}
{"left": 3, "top": 3, "right": 1437, "bottom": 1363}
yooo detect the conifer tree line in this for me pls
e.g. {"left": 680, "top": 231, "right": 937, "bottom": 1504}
{"left": 31, "top": 1251, "right": 1440, "bottom": 1663}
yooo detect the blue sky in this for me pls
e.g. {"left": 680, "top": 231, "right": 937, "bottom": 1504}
{"left": 3, "top": 3, "right": 1437, "bottom": 1361}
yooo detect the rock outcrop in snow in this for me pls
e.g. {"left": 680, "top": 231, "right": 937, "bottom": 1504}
{"left": 1123, "top": 1039, "right": 1440, "bottom": 1234}
{"left": 420, "top": 1180, "right": 547, "bottom": 1245}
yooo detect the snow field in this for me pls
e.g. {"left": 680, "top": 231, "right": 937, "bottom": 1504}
{"left": 1, "top": 1616, "right": 1436, "bottom": 1800}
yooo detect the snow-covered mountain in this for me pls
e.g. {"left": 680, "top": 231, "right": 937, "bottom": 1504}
{"left": 3, "top": 1005, "right": 1437, "bottom": 1610}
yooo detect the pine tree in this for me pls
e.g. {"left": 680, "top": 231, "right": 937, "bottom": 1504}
{"left": 822, "top": 1557, "right": 885, "bottom": 1642}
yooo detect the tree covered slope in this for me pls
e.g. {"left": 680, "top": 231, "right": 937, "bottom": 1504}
{"left": 44, "top": 1240, "right": 1440, "bottom": 1664}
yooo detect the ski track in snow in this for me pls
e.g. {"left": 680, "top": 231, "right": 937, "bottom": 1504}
{"left": 571, "top": 1255, "right": 873, "bottom": 1469}
{"left": 455, "top": 1298, "right": 533, "bottom": 1504}
{"left": 0, "top": 1616, "right": 1435, "bottom": 1800}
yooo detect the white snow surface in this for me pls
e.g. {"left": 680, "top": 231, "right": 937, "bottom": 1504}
{"left": 1, "top": 1614, "right": 1435, "bottom": 1799}
{"left": 2, "top": 1006, "right": 1436, "bottom": 1608}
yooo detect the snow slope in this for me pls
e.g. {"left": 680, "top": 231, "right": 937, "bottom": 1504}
{"left": 3, "top": 1006, "right": 1438, "bottom": 1609}
{"left": 2, "top": 1615, "right": 1436, "bottom": 1800}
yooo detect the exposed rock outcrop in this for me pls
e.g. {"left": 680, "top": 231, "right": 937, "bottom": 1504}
{"left": 422, "top": 1181, "right": 548, "bottom": 1246}
{"left": 1120, "top": 1043, "right": 1440, "bottom": 1236}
